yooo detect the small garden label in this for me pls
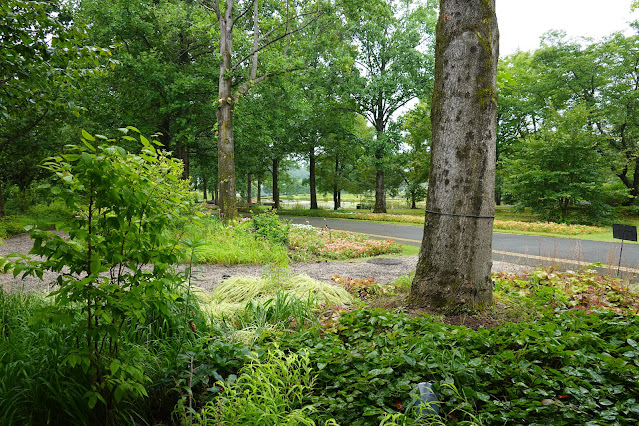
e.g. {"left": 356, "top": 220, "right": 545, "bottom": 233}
{"left": 612, "top": 223, "right": 638, "bottom": 241}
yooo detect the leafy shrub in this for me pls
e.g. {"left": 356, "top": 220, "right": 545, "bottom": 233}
{"left": 250, "top": 211, "right": 291, "bottom": 246}
{"left": 26, "top": 199, "right": 74, "bottom": 224}
{"left": 0, "top": 216, "right": 29, "bottom": 239}
{"left": 5, "top": 128, "right": 196, "bottom": 415}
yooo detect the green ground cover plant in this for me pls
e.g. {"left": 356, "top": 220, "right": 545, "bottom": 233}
{"left": 2, "top": 263, "right": 639, "bottom": 425}
{"left": 270, "top": 309, "right": 639, "bottom": 425}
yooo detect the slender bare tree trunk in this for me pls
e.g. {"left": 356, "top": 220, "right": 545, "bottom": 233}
{"left": 247, "top": 173, "right": 252, "bottom": 206}
{"left": 257, "top": 175, "right": 262, "bottom": 204}
{"left": 203, "top": 176, "right": 208, "bottom": 201}
{"left": 333, "top": 156, "right": 340, "bottom": 210}
{"left": 411, "top": 0, "right": 498, "bottom": 312}
{"left": 272, "top": 158, "right": 280, "bottom": 209}
{"left": 217, "top": 5, "right": 238, "bottom": 221}
{"left": 309, "top": 146, "right": 318, "bottom": 209}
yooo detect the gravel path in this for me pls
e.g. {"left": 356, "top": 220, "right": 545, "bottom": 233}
{"left": 0, "top": 233, "right": 531, "bottom": 293}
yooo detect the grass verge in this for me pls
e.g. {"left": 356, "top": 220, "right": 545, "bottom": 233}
{"left": 274, "top": 207, "right": 639, "bottom": 244}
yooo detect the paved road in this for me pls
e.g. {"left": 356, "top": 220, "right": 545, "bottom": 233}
{"left": 284, "top": 216, "right": 639, "bottom": 276}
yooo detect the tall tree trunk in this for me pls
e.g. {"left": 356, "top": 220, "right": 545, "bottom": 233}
{"left": 217, "top": 8, "right": 237, "bottom": 221}
{"left": 373, "top": 127, "right": 387, "bottom": 213}
{"left": 411, "top": 0, "right": 498, "bottom": 312}
{"left": 374, "top": 169, "right": 386, "bottom": 213}
{"left": 176, "top": 140, "right": 190, "bottom": 180}
{"left": 272, "top": 158, "right": 280, "bottom": 209}
{"left": 309, "top": 146, "right": 318, "bottom": 209}
{"left": 257, "top": 175, "right": 262, "bottom": 204}
{"left": 333, "top": 156, "right": 340, "bottom": 210}
{"left": 203, "top": 176, "right": 208, "bottom": 201}
{"left": 247, "top": 173, "right": 252, "bottom": 206}
{"left": 411, "top": 190, "right": 417, "bottom": 209}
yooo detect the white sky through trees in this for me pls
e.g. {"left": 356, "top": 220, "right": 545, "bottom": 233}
{"left": 497, "top": 0, "right": 639, "bottom": 56}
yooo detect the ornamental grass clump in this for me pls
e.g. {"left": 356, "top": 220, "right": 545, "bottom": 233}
{"left": 195, "top": 273, "right": 354, "bottom": 343}
{"left": 189, "top": 350, "right": 319, "bottom": 425}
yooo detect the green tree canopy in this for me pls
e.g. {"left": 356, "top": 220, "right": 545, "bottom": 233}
{"left": 502, "top": 106, "right": 613, "bottom": 224}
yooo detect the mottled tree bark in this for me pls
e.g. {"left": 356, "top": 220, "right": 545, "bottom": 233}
{"left": 217, "top": 4, "right": 238, "bottom": 221}
{"left": 411, "top": 0, "right": 499, "bottom": 312}
{"left": 309, "top": 146, "right": 318, "bottom": 209}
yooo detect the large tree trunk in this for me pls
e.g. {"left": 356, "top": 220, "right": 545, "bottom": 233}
{"left": 217, "top": 9, "right": 238, "bottom": 221}
{"left": 257, "top": 175, "right": 262, "bottom": 204}
{"left": 411, "top": 0, "right": 498, "bottom": 313}
{"left": 272, "top": 158, "right": 280, "bottom": 209}
{"left": 203, "top": 176, "right": 208, "bottom": 201}
{"left": 309, "top": 146, "right": 318, "bottom": 209}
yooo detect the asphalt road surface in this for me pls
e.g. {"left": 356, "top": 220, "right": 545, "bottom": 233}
{"left": 284, "top": 216, "right": 639, "bottom": 278}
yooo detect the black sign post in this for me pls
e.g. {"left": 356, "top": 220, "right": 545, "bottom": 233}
{"left": 612, "top": 224, "right": 637, "bottom": 276}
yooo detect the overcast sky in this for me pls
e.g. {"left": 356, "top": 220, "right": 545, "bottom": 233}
{"left": 497, "top": 0, "right": 638, "bottom": 56}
